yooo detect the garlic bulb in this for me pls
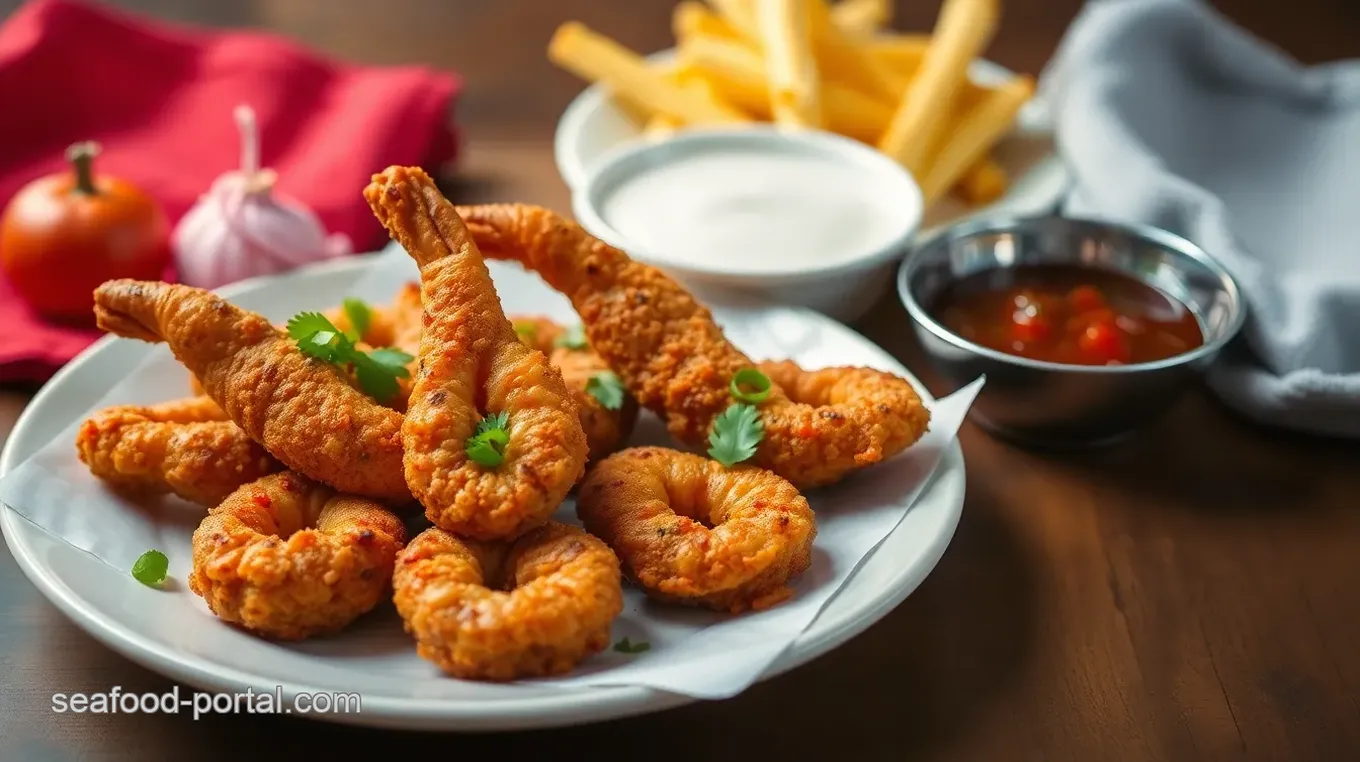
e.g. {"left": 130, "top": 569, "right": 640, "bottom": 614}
{"left": 172, "top": 105, "right": 351, "bottom": 289}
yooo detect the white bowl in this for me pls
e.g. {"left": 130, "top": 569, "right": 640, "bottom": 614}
{"left": 571, "top": 126, "right": 923, "bottom": 322}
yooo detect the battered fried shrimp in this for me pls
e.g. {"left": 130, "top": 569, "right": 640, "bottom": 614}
{"left": 189, "top": 471, "right": 406, "bottom": 640}
{"left": 76, "top": 396, "right": 281, "bottom": 507}
{"left": 392, "top": 521, "right": 623, "bottom": 680}
{"left": 363, "top": 167, "right": 587, "bottom": 540}
{"left": 511, "top": 314, "right": 639, "bottom": 464}
{"left": 93, "top": 280, "right": 409, "bottom": 502}
{"left": 577, "top": 447, "right": 816, "bottom": 613}
{"left": 454, "top": 203, "right": 931, "bottom": 488}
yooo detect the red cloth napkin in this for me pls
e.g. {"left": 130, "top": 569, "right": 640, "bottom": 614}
{"left": 0, "top": 0, "right": 461, "bottom": 383}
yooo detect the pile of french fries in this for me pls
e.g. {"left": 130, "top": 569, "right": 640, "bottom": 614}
{"left": 549, "top": 0, "right": 1033, "bottom": 208}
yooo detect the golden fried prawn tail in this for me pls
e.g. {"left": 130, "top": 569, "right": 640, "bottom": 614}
{"left": 75, "top": 396, "right": 281, "bottom": 507}
{"left": 189, "top": 471, "right": 406, "bottom": 640}
{"left": 93, "top": 280, "right": 409, "bottom": 502}
{"left": 363, "top": 168, "right": 587, "bottom": 540}
{"left": 454, "top": 203, "right": 930, "bottom": 488}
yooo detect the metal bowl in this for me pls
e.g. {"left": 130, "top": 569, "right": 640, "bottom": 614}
{"left": 897, "top": 215, "right": 1247, "bottom": 447}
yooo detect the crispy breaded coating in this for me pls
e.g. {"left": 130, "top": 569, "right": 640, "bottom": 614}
{"left": 189, "top": 471, "right": 406, "bottom": 640}
{"left": 392, "top": 521, "right": 623, "bottom": 680}
{"left": 363, "top": 167, "right": 588, "bottom": 540}
{"left": 453, "top": 203, "right": 931, "bottom": 489}
{"left": 76, "top": 395, "right": 281, "bottom": 507}
{"left": 93, "top": 280, "right": 410, "bottom": 502}
{"left": 511, "top": 314, "right": 639, "bottom": 465}
{"left": 577, "top": 447, "right": 816, "bottom": 613}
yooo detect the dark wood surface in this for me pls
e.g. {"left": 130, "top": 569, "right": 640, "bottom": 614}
{"left": 2, "top": 1, "right": 1359, "bottom": 760}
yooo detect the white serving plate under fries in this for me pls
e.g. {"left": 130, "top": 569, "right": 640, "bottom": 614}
{"left": 555, "top": 50, "right": 1071, "bottom": 239}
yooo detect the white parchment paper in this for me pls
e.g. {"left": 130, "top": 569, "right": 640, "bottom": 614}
{"left": 0, "top": 247, "right": 980, "bottom": 700}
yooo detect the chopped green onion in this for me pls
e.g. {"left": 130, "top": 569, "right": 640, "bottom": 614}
{"left": 729, "top": 368, "right": 772, "bottom": 404}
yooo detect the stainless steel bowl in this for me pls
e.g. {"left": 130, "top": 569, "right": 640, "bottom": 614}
{"left": 897, "top": 215, "right": 1247, "bottom": 447}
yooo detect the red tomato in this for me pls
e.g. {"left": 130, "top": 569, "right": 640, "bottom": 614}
{"left": 0, "top": 142, "right": 170, "bottom": 322}
{"left": 1078, "top": 321, "right": 1131, "bottom": 364}
{"left": 1067, "top": 285, "right": 1105, "bottom": 313}
{"left": 1011, "top": 306, "right": 1051, "bottom": 344}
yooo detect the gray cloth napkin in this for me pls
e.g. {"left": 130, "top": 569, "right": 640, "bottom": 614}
{"left": 1039, "top": 0, "right": 1360, "bottom": 438}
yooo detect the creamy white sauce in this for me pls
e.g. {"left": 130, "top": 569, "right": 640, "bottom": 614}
{"left": 597, "top": 147, "right": 909, "bottom": 273}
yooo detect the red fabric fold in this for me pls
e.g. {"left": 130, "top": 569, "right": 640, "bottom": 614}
{"left": 0, "top": 0, "right": 461, "bottom": 382}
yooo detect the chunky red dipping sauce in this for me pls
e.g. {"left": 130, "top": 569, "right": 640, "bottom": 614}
{"left": 931, "top": 265, "right": 1204, "bottom": 366}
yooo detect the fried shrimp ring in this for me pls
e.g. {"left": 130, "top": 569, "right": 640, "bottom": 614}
{"left": 363, "top": 167, "right": 588, "bottom": 540}
{"left": 189, "top": 471, "right": 406, "bottom": 640}
{"left": 93, "top": 280, "right": 409, "bottom": 502}
{"left": 577, "top": 447, "right": 816, "bottom": 613}
{"left": 392, "top": 521, "right": 623, "bottom": 681}
{"left": 76, "top": 395, "right": 281, "bottom": 507}
{"left": 511, "top": 315, "right": 639, "bottom": 464}
{"left": 453, "top": 203, "right": 931, "bottom": 489}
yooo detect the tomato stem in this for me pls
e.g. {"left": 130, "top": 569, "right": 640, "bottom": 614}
{"left": 65, "top": 141, "right": 101, "bottom": 195}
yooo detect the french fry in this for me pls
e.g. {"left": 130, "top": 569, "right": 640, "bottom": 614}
{"left": 549, "top": 22, "right": 749, "bottom": 126}
{"left": 956, "top": 156, "right": 1009, "bottom": 205}
{"left": 678, "top": 34, "right": 891, "bottom": 142}
{"left": 674, "top": 1, "right": 742, "bottom": 43}
{"left": 711, "top": 0, "right": 898, "bottom": 102}
{"left": 879, "top": 0, "right": 1000, "bottom": 175}
{"left": 920, "top": 74, "right": 1033, "bottom": 204}
{"left": 829, "top": 0, "right": 892, "bottom": 37}
{"left": 756, "top": 0, "right": 822, "bottom": 128}
{"left": 864, "top": 34, "right": 931, "bottom": 76}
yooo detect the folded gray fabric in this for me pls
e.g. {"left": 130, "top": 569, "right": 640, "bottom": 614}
{"left": 1040, "top": 0, "right": 1360, "bottom": 438}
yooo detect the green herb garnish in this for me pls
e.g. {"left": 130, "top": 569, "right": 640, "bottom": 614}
{"left": 613, "top": 637, "right": 650, "bottom": 654}
{"left": 586, "top": 371, "right": 626, "bottom": 411}
{"left": 466, "top": 411, "right": 510, "bottom": 467}
{"left": 513, "top": 321, "right": 537, "bottom": 344}
{"left": 707, "top": 403, "right": 764, "bottom": 468}
{"left": 553, "top": 324, "right": 588, "bottom": 351}
{"left": 286, "top": 311, "right": 413, "bottom": 402}
{"left": 729, "top": 368, "right": 772, "bottom": 404}
{"left": 132, "top": 550, "right": 169, "bottom": 587}
{"left": 341, "top": 297, "right": 372, "bottom": 342}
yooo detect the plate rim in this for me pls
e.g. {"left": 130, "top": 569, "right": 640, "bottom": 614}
{"left": 0, "top": 255, "right": 966, "bottom": 731}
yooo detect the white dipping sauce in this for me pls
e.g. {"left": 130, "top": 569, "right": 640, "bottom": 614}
{"left": 597, "top": 146, "right": 909, "bottom": 273}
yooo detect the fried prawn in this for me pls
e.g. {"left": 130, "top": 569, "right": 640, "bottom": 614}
{"left": 577, "top": 447, "right": 816, "bottom": 613}
{"left": 189, "top": 471, "right": 406, "bottom": 640}
{"left": 76, "top": 395, "right": 282, "bottom": 507}
{"left": 93, "top": 280, "right": 409, "bottom": 502}
{"left": 363, "top": 167, "right": 587, "bottom": 540}
{"left": 392, "top": 521, "right": 623, "bottom": 680}
{"left": 453, "top": 203, "right": 930, "bottom": 488}
{"left": 511, "top": 315, "right": 638, "bottom": 464}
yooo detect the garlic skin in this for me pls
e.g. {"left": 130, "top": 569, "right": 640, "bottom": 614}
{"left": 172, "top": 106, "right": 351, "bottom": 290}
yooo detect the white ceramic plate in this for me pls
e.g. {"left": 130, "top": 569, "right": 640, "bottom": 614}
{"left": 0, "top": 255, "right": 965, "bottom": 731}
{"left": 554, "top": 50, "right": 1071, "bottom": 238}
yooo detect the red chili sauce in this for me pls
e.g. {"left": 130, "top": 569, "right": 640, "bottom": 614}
{"left": 930, "top": 265, "right": 1204, "bottom": 366}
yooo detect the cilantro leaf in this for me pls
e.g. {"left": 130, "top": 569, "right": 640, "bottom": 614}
{"left": 131, "top": 549, "right": 169, "bottom": 587}
{"left": 466, "top": 412, "right": 510, "bottom": 467}
{"left": 286, "top": 312, "right": 337, "bottom": 343}
{"left": 553, "top": 324, "right": 588, "bottom": 351}
{"left": 342, "top": 298, "right": 372, "bottom": 342}
{"left": 707, "top": 403, "right": 764, "bottom": 468}
{"left": 367, "top": 347, "right": 414, "bottom": 376}
{"left": 585, "top": 371, "right": 626, "bottom": 411}
{"left": 613, "top": 637, "right": 650, "bottom": 654}
{"left": 352, "top": 356, "right": 401, "bottom": 402}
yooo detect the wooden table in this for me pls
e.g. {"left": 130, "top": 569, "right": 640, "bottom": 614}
{"left": 2, "top": 1, "right": 1358, "bottom": 759}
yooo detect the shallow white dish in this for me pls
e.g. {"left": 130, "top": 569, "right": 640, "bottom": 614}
{"left": 0, "top": 255, "right": 965, "bottom": 731}
{"left": 554, "top": 50, "right": 1071, "bottom": 240}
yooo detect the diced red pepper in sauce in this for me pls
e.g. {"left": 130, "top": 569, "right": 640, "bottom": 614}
{"left": 932, "top": 265, "right": 1203, "bottom": 367}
